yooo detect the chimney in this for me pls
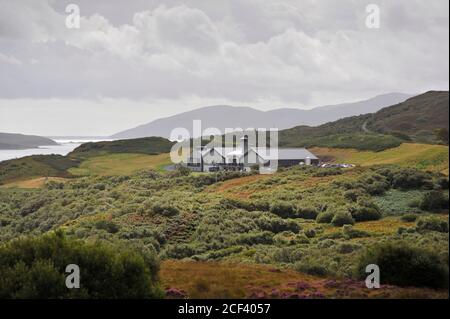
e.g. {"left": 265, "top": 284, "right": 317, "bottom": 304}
{"left": 241, "top": 135, "right": 249, "bottom": 165}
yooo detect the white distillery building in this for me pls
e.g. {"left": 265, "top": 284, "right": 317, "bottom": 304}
{"left": 185, "top": 136, "right": 319, "bottom": 172}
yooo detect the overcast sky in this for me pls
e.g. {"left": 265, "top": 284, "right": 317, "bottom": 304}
{"left": 0, "top": 0, "right": 448, "bottom": 136}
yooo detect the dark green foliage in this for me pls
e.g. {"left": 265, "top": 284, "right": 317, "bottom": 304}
{"left": 344, "top": 189, "right": 363, "bottom": 202}
{"left": 296, "top": 207, "right": 319, "bottom": 220}
{"left": 342, "top": 225, "right": 370, "bottom": 239}
{"left": 70, "top": 137, "right": 174, "bottom": 158}
{"left": 419, "top": 191, "right": 449, "bottom": 211}
{"left": 436, "top": 177, "right": 449, "bottom": 190}
{"left": 235, "top": 231, "right": 273, "bottom": 246}
{"left": 360, "top": 172, "right": 390, "bottom": 196}
{"left": 313, "top": 168, "right": 342, "bottom": 177}
{"left": 295, "top": 262, "right": 329, "bottom": 277}
{"left": 356, "top": 243, "right": 449, "bottom": 289}
{"left": 416, "top": 216, "right": 449, "bottom": 233}
{"left": 95, "top": 220, "right": 120, "bottom": 234}
{"left": 269, "top": 202, "right": 296, "bottom": 218}
{"left": 401, "top": 214, "right": 418, "bottom": 222}
{"left": 151, "top": 201, "right": 180, "bottom": 217}
{"left": 0, "top": 231, "right": 162, "bottom": 298}
{"left": 164, "top": 244, "right": 199, "bottom": 259}
{"left": 331, "top": 211, "right": 355, "bottom": 227}
{"left": 435, "top": 128, "right": 449, "bottom": 144}
{"left": 349, "top": 199, "right": 382, "bottom": 222}
{"left": 255, "top": 217, "right": 300, "bottom": 234}
{"left": 391, "top": 169, "right": 433, "bottom": 190}
{"left": 316, "top": 211, "right": 335, "bottom": 224}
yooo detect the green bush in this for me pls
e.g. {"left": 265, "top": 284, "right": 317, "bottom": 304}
{"left": 400, "top": 214, "right": 418, "bottom": 222}
{"left": 416, "top": 216, "right": 449, "bottom": 233}
{"left": 435, "top": 177, "right": 449, "bottom": 190}
{"left": 269, "top": 202, "right": 296, "bottom": 218}
{"left": 342, "top": 225, "right": 370, "bottom": 239}
{"left": 0, "top": 231, "right": 162, "bottom": 298}
{"left": 255, "top": 217, "right": 300, "bottom": 234}
{"left": 344, "top": 189, "right": 363, "bottom": 202}
{"left": 316, "top": 211, "right": 334, "bottom": 224}
{"left": 419, "top": 191, "right": 449, "bottom": 211}
{"left": 151, "top": 201, "right": 180, "bottom": 217}
{"left": 294, "top": 261, "right": 329, "bottom": 277}
{"left": 95, "top": 220, "right": 120, "bottom": 234}
{"left": 356, "top": 243, "right": 449, "bottom": 289}
{"left": 331, "top": 211, "right": 355, "bottom": 227}
{"left": 235, "top": 231, "right": 273, "bottom": 246}
{"left": 350, "top": 199, "right": 382, "bottom": 222}
{"left": 296, "top": 207, "right": 319, "bottom": 220}
{"left": 391, "top": 169, "right": 433, "bottom": 190}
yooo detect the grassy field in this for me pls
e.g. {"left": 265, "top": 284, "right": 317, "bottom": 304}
{"left": 68, "top": 153, "right": 172, "bottom": 176}
{"left": 311, "top": 143, "right": 449, "bottom": 174}
{"left": 160, "top": 260, "right": 448, "bottom": 299}
{"left": 0, "top": 177, "right": 69, "bottom": 189}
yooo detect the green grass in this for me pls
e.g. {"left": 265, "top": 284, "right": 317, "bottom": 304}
{"left": 0, "top": 155, "right": 79, "bottom": 184}
{"left": 311, "top": 143, "right": 449, "bottom": 174}
{"left": 68, "top": 153, "right": 172, "bottom": 176}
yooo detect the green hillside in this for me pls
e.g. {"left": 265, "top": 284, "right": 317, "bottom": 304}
{"left": 0, "top": 137, "right": 174, "bottom": 184}
{"left": 366, "top": 91, "right": 449, "bottom": 144}
{"left": 0, "top": 155, "right": 79, "bottom": 184}
{"left": 69, "top": 137, "right": 175, "bottom": 158}
{"left": 279, "top": 91, "right": 449, "bottom": 151}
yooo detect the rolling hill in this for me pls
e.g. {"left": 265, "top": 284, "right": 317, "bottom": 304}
{"left": 279, "top": 91, "right": 449, "bottom": 151}
{"left": 111, "top": 93, "right": 412, "bottom": 139}
{"left": 365, "top": 91, "right": 449, "bottom": 143}
{"left": 68, "top": 137, "right": 175, "bottom": 158}
{"left": 0, "top": 133, "right": 57, "bottom": 150}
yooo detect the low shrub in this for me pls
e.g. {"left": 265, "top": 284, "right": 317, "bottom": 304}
{"left": 337, "top": 242, "right": 361, "bottom": 254}
{"left": 435, "top": 177, "right": 449, "bottom": 190}
{"left": 296, "top": 207, "right": 319, "bottom": 220}
{"left": 316, "top": 211, "right": 334, "bottom": 224}
{"left": 269, "top": 202, "right": 296, "bottom": 218}
{"left": 350, "top": 199, "right": 382, "bottom": 222}
{"left": 419, "top": 191, "right": 449, "bottom": 211}
{"left": 416, "top": 216, "right": 449, "bottom": 233}
{"left": 331, "top": 211, "right": 355, "bottom": 227}
{"left": 400, "top": 214, "right": 418, "bottom": 222}
{"left": 0, "top": 231, "right": 162, "bottom": 298}
{"left": 356, "top": 242, "right": 449, "bottom": 289}
{"left": 391, "top": 169, "right": 433, "bottom": 190}
{"left": 151, "top": 201, "right": 180, "bottom": 217}
{"left": 304, "top": 229, "right": 316, "bottom": 238}
{"left": 342, "top": 225, "right": 370, "bottom": 239}
{"left": 235, "top": 231, "right": 273, "bottom": 246}
{"left": 94, "top": 220, "right": 120, "bottom": 234}
{"left": 256, "top": 217, "right": 300, "bottom": 234}
{"left": 294, "top": 261, "right": 329, "bottom": 277}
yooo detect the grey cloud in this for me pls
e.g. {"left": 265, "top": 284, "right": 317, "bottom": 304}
{"left": 0, "top": 0, "right": 448, "bottom": 105}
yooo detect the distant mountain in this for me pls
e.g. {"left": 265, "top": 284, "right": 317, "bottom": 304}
{"left": 111, "top": 93, "right": 412, "bottom": 139}
{"left": 279, "top": 91, "right": 449, "bottom": 151}
{"left": 0, "top": 133, "right": 57, "bottom": 150}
